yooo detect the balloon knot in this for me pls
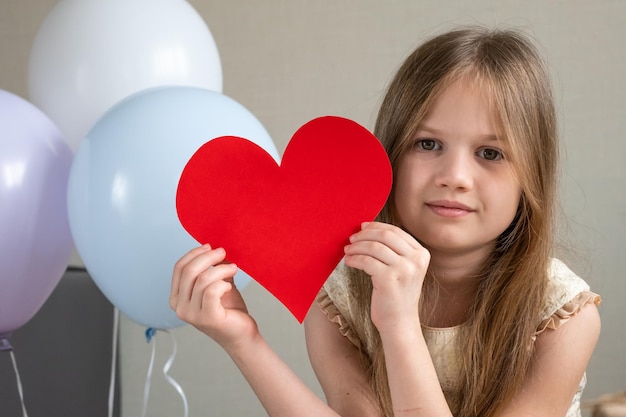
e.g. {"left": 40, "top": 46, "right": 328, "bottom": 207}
{"left": 0, "top": 337, "right": 13, "bottom": 352}
{"left": 145, "top": 327, "right": 156, "bottom": 343}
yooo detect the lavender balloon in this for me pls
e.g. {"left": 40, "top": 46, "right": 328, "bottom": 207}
{"left": 0, "top": 90, "right": 74, "bottom": 338}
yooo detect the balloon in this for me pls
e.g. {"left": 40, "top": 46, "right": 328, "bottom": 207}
{"left": 0, "top": 90, "right": 74, "bottom": 336}
{"left": 67, "top": 86, "right": 279, "bottom": 329}
{"left": 28, "top": 0, "right": 222, "bottom": 152}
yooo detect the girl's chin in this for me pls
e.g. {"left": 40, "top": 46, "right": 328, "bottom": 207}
{"left": 423, "top": 239, "right": 496, "bottom": 258}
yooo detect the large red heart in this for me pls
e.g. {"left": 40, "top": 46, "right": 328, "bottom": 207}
{"left": 176, "top": 116, "right": 392, "bottom": 322}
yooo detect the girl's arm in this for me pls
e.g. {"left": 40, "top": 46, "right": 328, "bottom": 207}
{"left": 378, "top": 307, "right": 601, "bottom": 417}
{"left": 170, "top": 245, "right": 341, "bottom": 417}
{"left": 228, "top": 330, "right": 340, "bottom": 417}
{"left": 304, "top": 304, "right": 383, "bottom": 417}
{"left": 305, "top": 299, "right": 453, "bottom": 417}
{"left": 499, "top": 301, "right": 601, "bottom": 417}
{"left": 336, "top": 222, "right": 454, "bottom": 416}
{"left": 377, "top": 323, "right": 453, "bottom": 416}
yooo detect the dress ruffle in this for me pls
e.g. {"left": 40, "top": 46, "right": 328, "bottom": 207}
{"left": 535, "top": 290, "right": 602, "bottom": 337}
{"left": 320, "top": 287, "right": 602, "bottom": 343}
{"left": 316, "top": 287, "right": 362, "bottom": 349}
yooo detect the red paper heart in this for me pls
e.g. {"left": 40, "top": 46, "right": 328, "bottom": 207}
{"left": 176, "top": 116, "right": 392, "bottom": 322}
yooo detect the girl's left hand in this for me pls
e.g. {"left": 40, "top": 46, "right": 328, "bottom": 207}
{"left": 343, "top": 221, "right": 430, "bottom": 334}
{"left": 169, "top": 245, "right": 259, "bottom": 352}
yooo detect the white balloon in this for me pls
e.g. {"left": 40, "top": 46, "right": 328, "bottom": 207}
{"left": 28, "top": 0, "right": 222, "bottom": 152}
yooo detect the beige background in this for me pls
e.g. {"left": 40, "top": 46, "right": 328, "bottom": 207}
{"left": 1, "top": 1, "right": 624, "bottom": 416}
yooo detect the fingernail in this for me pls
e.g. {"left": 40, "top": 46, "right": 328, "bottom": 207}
{"left": 361, "top": 222, "right": 370, "bottom": 228}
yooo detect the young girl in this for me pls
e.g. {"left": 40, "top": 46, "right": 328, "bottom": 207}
{"left": 170, "top": 26, "right": 601, "bottom": 417}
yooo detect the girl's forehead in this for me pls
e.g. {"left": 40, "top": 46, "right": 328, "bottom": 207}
{"left": 418, "top": 80, "right": 504, "bottom": 137}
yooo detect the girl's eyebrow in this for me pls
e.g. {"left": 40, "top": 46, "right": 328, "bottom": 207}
{"left": 416, "top": 124, "right": 502, "bottom": 142}
{"left": 417, "top": 125, "right": 443, "bottom": 136}
{"left": 415, "top": 125, "right": 443, "bottom": 135}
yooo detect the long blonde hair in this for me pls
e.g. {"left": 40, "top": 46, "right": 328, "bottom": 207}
{"left": 346, "top": 27, "right": 558, "bottom": 417}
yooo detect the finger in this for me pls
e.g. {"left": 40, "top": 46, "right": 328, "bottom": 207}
{"left": 171, "top": 244, "right": 211, "bottom": 301}
{"left": 349, "top": 224, "right": 419, "bottom": 257}
{"left": 189, "top": 263, "right": 238, "bottom": 311}
{"left": 344, "top": 239, "right": 398, "bottom": 266}
{"left": 346, "top": 223, "right": 430, "bottom": 279}
{"left": 363, "top": 222, "right": 420, "bottom": 248}
{"left": 177, "top": 248, "right": 227, "bottom": 304}
{"left": 175, "top": 278, "right": 232, "bottom": 325}
{"left": 200, "top": 279, "right": 234, "bottom": 319}
{"left": 344, "top": 251, "right": 391, "bottom": 279}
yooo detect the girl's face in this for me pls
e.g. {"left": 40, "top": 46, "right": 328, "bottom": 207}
{"left": 394, "top": 81, "right": 521, "bottom": 260}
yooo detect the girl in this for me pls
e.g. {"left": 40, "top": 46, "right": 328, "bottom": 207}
{"left": 170, "top": 27, "right": 601, "bottom": 417}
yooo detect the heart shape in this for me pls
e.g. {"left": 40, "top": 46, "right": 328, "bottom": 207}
{"left": 176, "top": 116, "right": 392, "bottom": 322}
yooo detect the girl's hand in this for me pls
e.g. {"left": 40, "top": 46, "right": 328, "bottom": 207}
{"left": 343, "top": 222, "right": 430, "bottom": 334}
{"left": 170, "top": 245, "right": 259, "bottom": 352}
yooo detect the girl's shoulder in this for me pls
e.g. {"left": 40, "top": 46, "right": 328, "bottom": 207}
{"left": 535, "top": 258, "right": 601, "bottom": 337}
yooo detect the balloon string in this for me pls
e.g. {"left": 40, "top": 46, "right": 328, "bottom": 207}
{"left": 139, "top": 329, "right": 189, "bottom": 417}
{"left": 9, "top": 349, "right": 29, "bottom": 417}
{"left": 108, "top": 308, "right": 120, "bottom": 417}
{"left": 161, "top": 330, "right": 189, "bottom": 417}
{"left": 141, "top": 328, "right": 157, "bottom": 417}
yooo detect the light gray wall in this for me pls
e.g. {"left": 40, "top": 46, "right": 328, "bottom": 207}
{"left": 1, "top": 1, "right": 624, "bottom": 416}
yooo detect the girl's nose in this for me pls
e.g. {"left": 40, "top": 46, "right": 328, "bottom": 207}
{"left": 434, "top": 151, "right": 474, "bottom": 190}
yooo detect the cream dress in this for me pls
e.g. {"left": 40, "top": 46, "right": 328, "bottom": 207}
{"left": 317, "top": 258, "right": 601, "bottom": 417}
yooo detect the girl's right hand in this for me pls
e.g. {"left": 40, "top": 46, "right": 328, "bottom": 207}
{"left": 344, "top": 222, "right": 430, "bottom": 335}
{"left": 170, "top": 245, "right": 259, "bottom": 352}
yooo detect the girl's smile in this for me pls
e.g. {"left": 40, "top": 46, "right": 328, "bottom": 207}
{"left": 425, "top": 200, "right": 475, "bottom": 218}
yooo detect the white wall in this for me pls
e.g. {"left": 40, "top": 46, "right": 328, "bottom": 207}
{"left": 1, "top": 1, "right": 624, "bottom": 416}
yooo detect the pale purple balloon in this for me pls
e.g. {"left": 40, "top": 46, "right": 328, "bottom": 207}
{"left": 0, "top": 89, "right": 74, "bottom": 336}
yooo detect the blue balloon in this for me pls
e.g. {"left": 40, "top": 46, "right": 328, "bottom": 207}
{"left": 67, "top": 86, "right": 279, "bottom": 329}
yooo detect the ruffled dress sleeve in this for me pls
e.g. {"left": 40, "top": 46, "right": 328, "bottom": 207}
{"left": 315, "top": 261, "right": 365, "bottom": 350}
{"left": 536, "top": 258, "right": 602, "bottom": 417}
{"left": 535, "top": 258, "right": 602, "bottom": 338}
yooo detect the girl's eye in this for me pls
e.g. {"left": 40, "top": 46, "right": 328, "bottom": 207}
{"left": 477, "top": 148, "right": 503, "bottom": 161}
{"left": 414, "top": 139, "right": 441, "bottom": 151}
